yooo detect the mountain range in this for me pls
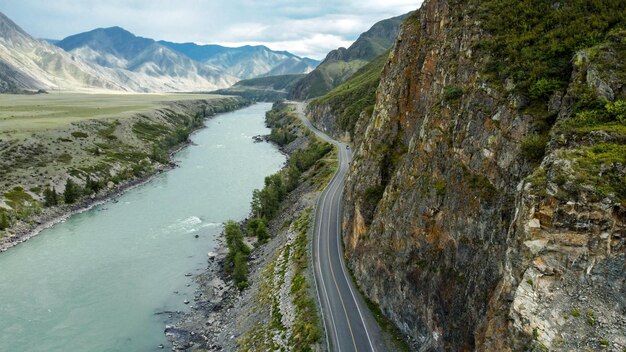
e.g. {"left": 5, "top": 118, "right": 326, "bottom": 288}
{"left": 0, "top": 12, "right": 318, "bottom": 93}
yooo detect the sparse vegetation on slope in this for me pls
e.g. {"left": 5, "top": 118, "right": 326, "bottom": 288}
{"left": 477, "top": 0, "right": 626, "bottom": 96}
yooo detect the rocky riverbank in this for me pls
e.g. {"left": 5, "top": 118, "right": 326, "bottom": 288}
{"left": 166, "top": 102, "right": 334, "bottom": 351}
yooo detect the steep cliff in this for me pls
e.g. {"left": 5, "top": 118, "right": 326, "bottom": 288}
{"left": 343, "top": 1, "right": 626, "bottom": 351}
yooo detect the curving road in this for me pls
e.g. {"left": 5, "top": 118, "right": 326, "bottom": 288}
{"left": 289, "top": 102, "right": 389, "bottom": 352}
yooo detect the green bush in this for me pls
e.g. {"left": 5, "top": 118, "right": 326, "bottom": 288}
{"left": 71, "top": 131, "right": 88, "bottom": 138}
{"left": 224, "top": 221, "right": 249, "bottom": 257}
{"left": 84, "top": 175, "right": 103, "bottom": 194}
{"left": 529, "top": 78, "right": 561, "bottom": 99}
{"left": 606, "top": 100, "right": 626, "bottom": 123}
{"left": 434, "top": 179, "right": 447, "bottom": 198}
{"left": 233, "top": 251, "right": 249, "bottom": 290}
{"left": 444, "top": 86, "right": 463, "bottom": 101}
{"left": 247, "top": 218, "right": 270, "bottom": 243}
{"left": 521, "top": 134, "right": 550, "bottom": 163}
{"left": 269, "top": 128, "right": 296, "bottom": 146}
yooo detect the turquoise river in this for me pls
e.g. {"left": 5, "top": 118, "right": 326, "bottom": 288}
{"left": 0, "top": 103, "right": 284, "bottom": 351}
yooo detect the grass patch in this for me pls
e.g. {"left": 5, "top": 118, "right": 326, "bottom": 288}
{"left": 57, "top": 153, "right": 73, "bottom": 163}
{"left": 564, "top": 143, "right": 626, "bottom": 199}
{"left": 4, "top": 186, "right": 35, "bottom": 210}
{"left": 0, "top": 93, "right": 222, "bottom": 138}
{"left": 462, "top": 166, "right": 497, "bottom": 201}
{"left": 132, "top": 121, "right": 170, "bottom": 141}
{"left": 239, "top": 245, "right": 287, "bottom": 351}
{"left": 555, "top": 100, "right": 626, "bottom": 136}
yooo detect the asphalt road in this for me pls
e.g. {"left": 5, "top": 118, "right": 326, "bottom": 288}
{"left": 290, "top": 102, "right": 389, "bottom": 352}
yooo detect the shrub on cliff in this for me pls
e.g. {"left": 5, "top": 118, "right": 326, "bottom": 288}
{"left": 521, "top": 134, "right": 549, "bottom": 163}
{"left": 607, "top": 100, "right": 626, "bottom": 123}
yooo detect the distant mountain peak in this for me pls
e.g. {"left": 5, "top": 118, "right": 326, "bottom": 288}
{"left": 158, "top": 41, "right": 318, "bottom": 79}
{"left": 56, "top": 26, "right": 155, "bottom": 60}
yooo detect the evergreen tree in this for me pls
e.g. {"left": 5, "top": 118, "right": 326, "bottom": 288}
{"left": 43, "top": 187, "right": 58, "bottom": 207}
{"left": 256, "top": 220, "right": 270, "bottom": 243}
{"left": 250, "top": 190, "right": 262, "bottom": 218}
{"left": 233, "top": 251, "right": 249, "bottom": 290}
{"left": 286, "top": 164, "right": 301, "bottom": 192}
{"left": 85, "top": 175, "right": 101, "bottom": 194}
{"left": 224, "top": 221, "right": 249, "bottom": 256}
{"left": 63, "top": 179, "right": 80, "bottom": 204}
{"left": 0, "top": 212, "right": 9, "bottom": 230}
{"left": 246, "top": 218, "right": 270, "bottom": 243}
{"left": 224, "top": 220, "right": 251, "bottom": 290}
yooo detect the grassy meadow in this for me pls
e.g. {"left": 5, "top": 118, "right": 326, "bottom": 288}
{"left": 0, "top": 93, "right": 221, "bottom": 138}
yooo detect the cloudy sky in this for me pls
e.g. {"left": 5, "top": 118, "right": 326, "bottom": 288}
{"left": 1, "top": 0, "right": 420, "bottom": 59}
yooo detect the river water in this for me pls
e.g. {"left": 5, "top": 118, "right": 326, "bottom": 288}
{"left": 0, "top": 103, "right": 284, "bottom": 351}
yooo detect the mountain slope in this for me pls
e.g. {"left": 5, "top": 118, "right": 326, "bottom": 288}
{"left": 289, "top": 13, "right": 408, "bottom": 100}
{"left": 0, "top": 12, "right": 132, "bottom": 92}
{"left": 342, "top": 1, "right": 626, "bottom": 351}
{"left": 56, "top": 26, "right": 153, "bottom": 67}
{"left": 159, "top": 41, "right": 318, "bottom": 79}
{"left": 56, "top": 27, "right": 237, "bottom": 91}
{"left": 307, "top": 50, "right": 389, "bottom": 139}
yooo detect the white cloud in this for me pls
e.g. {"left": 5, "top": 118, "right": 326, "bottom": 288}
{"left": 0, "top": 0, "right": 423, "bottom": 59}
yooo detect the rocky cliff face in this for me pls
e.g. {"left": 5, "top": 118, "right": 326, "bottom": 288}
{"left": 342, "top": 1, "right": 626, "bottom": 351}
